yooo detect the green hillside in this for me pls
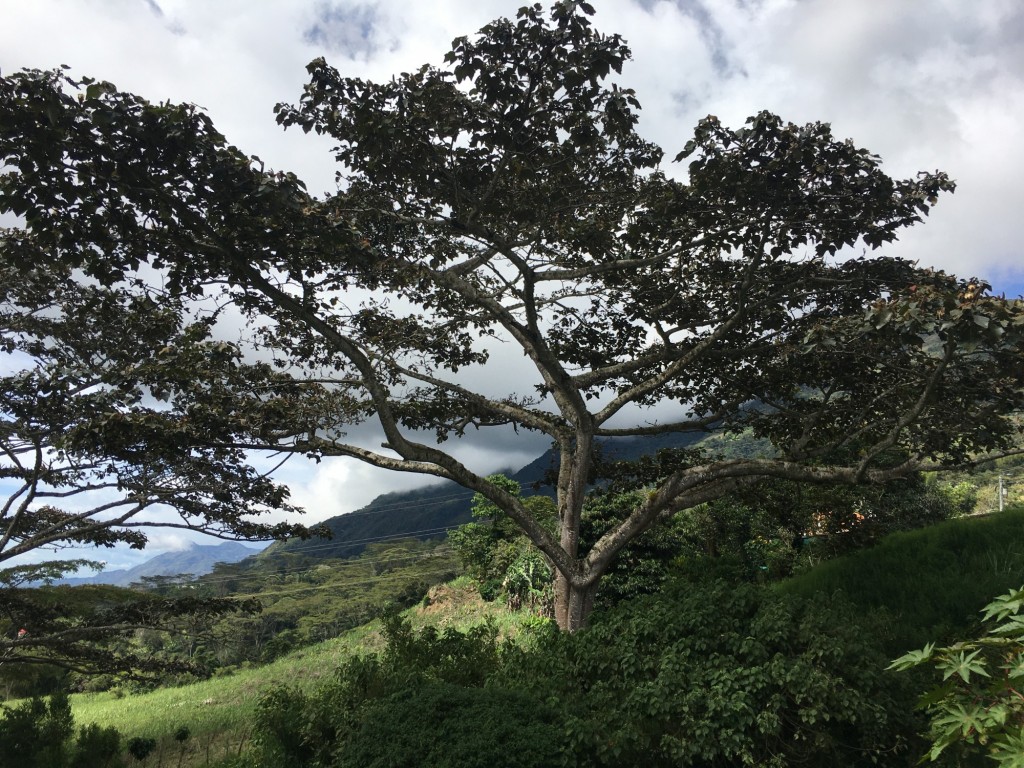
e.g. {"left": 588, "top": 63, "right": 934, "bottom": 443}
{"left": 66, "top": 582, "right": 536, "bottom": 767}
{"left": 780, "top": 506, "right": 1024, "bottom": 654}
{"left": 47, "top": 506, "right": 1024, "bottom": 767}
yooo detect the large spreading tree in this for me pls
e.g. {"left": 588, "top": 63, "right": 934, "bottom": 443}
{"left": 2, "top": 2, "right": 1023, "bottom": 631}
{"left": 0, "top": 234, "right": 313, "bottom": 670}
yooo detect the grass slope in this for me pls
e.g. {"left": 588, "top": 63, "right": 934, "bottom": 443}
{"left": 69, "top": 581, "right": 534, "bottom": 767}
{"left": 780, "top": 505, "right": 1024, "bottom": 654}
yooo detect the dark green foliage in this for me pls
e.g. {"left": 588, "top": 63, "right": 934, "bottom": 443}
{"left": 250, "top": 611, "right": 546, "bottom": 767}
{"left": 787, "top": 474, "right": 975, "bottom": 555}
{"left": 449, "top": 476, "right": 556, "bottom": 609}
{"left": 337, "top": 683, "right": 561, "bottom": 768}
{"left": 251, "top": 686, "right": 323, "bottom": 765}
{"left": 580, "top": 490, "right": 691, "bottom": 607}
{"left": 0, "top": 660, "right": 67, "bottom": 701}
{"left": 674, "top": 474, "right": 973, "bottom": 583}
{"left": 251, "top": 579, "right": 910, "bottom": 767}
{"left": 675, "top": 495, "right": 800, "bottom": 580}
{"left": 0, "top": 692, "right": 74, "bottom": 768}
{"left": 780, "top": 505, "right": 1024, "bottom": 654}
{"left": 891, "top": 584, "right": 1024, "bottom": 766}
{"left": 71, "top": 723, "right": 122, "bottom": 768}
{"left": 502, "top": 580, "right": 909, "bottom": 768}
{"left": 125, "top": 736, "right": 156, "bottom": 761}
{"left": 0, "top": 692, "right": 131, "bottom": 767}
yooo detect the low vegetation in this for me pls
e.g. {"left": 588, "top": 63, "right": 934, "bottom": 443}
{"left": 780, "top": 507, "right": 1024, "bottom": 654}
{"left": 4, "top": 504, "right": 1023, "bottom": 767}
{"left": 891, "top": 584, "right": 1024, "bottom": 766}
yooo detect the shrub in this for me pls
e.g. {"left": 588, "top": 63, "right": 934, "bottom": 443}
{"left": 503, "top": 579, "right": 913, "bottom": 768}
{"left": 337, "top": 683, "right": 560, "bottom": 768}
{"left": 251, "top": 611, "right": 554, "bottom": 767}
{"left": 0, "top": 692, "right": 74, "bottom": 768}
{"left": 126, "top": 736, "right": 157, "bottom": 762}
{"left": 252, "top": 579, "right": 912, "bottom": 767}
{"left": 71, "top": 723, "right": 122, "bottom": 768}
{"left": 890, "top": 584, "right": 1024, "bottom": 766}
{"left": 0, "top": 693, "right": 129, "bottom": 768}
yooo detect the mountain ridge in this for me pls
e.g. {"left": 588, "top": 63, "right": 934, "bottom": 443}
{"left": 58, "top": 541, "right": 262, "bottom": 587}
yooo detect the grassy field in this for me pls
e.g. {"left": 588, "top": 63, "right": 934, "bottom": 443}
{"left": 71, "top": 629, "right": 372, "bottom": 766}
{"left": 69, "top": 580, "right": 533, "bottom": 767}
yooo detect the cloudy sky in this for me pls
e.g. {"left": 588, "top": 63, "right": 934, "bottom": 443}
{"left": 2, "top": 0, "right": 1023, "bottom": 564}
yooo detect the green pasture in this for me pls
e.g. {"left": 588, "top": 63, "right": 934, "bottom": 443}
{"left": 68, "top": 581, "right": 532, "bottom": 766}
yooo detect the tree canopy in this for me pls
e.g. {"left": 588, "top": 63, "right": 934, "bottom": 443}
{"left": 2, "top": 2, "right": 1024, "bottom": 631}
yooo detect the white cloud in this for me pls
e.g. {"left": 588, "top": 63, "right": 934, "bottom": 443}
{"left": 145, "top": 530, "right": 198, "bottom": 552}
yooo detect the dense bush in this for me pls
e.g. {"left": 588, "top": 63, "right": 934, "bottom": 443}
{"left": 250, "top": 610, "right": 559, "bottom": 767}
{"left": 580, "top": 490, "right": 692, "bottom": 609}
{"left": 503, "top": 579, "right": 913, "bottom": 768}
{"left": 250, "top": 579, "right": 913, "bottom": 767}
{"left": 449, "top": 475, "right": 556, "bottom": 609}
{"left": 0, "top": 692, "right": 125, "bottom": 768}
{"left": 667, "top": 474, "right": 976, "bottom": 585}
{"left": 71, "top": 723, "right": 122, "bottom": 768}
{"left": 779, "top": 506, "right": 1024, "bottom": 654}
{"left": 0, "top": 691, "right": 74, "bottom": 768}
{"left": 337, "top": 683, "right": 562, "bottom": 768}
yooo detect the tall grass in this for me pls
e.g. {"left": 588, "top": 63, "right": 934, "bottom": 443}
{"left": 70, "top": 629, "right": 374, "bottom": 767}
{"left": 779, "top": 505, "right": 1024, "bottom": 653}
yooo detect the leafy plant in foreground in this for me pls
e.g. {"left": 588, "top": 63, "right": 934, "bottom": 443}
{"left": 891, "top": 585, "right": 1024, "bottom": 765}
{"left": 501, "top": 579, "right": 912, "bottom": 767}
{"left": 249, "top": 609, "right": 556, "bottom": 767}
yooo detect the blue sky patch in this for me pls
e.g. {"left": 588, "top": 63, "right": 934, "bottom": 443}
{"left": 304, "top": 2, "right": 379, "bottom": 58}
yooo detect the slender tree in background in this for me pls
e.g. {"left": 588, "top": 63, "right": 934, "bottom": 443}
{"left": 2, "top": 2, "right": 1023, "bottom": 631}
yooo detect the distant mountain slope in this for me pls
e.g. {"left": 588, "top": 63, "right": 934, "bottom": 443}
{"left": 268, "top": 430, "right": 722, "bottom": 561}
{"left": 59, "top": 541, "right": 262, "bottom": 586}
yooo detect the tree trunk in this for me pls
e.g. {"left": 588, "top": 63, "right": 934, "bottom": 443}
{"left": 553, "top": 571, "right": 598, "bottom": 632}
